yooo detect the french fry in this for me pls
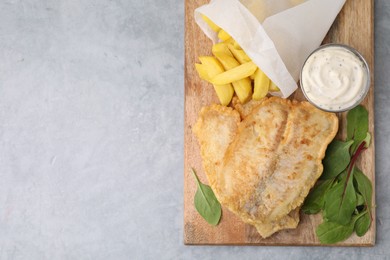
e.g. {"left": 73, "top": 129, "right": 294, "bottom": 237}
{"left": 195, "top": 63, "right": 210, "bottom": 81}
{"left": 196, "top": 57, "right": 234, "bottom": 106}
{"left": 212, "top": 43, "right": 252, "bottom": 103}
{"left": 253, "top": 69, "right": 270, "bottom": 100}
{"left": 227, "top": 44, "right": 251, "bottom": 64}
{"left": 196, "top": 30, "right": 279, "bottom": 103}
{"left": 198, "top": 56, "right": 225, "bottom": 72}
{"left": 230, "top": 78, "right": 252, "bottom": 104}
{"left": 227, "top": 41, "right": 253, "bottom": 79}
{"left": 233, "top": 41, "right": 242, "bottom": 49}
{"left": 212, "top": 82, "right": 235, "bottom": 106}
{"left": 201, "top": 15, "right": 220, "bottom": 32}
{"left": 212, "top": 43, "right": 243, "bottom": 71}
{"left": 210, "top": 61, "right": 258, "bottom": 85}
{"left": 269, "top": 81, "right": 281, "bottom": 92}
{"left": 223, "top": 37, "right": 235, "bottom": 45}
{"left": 212, "top": 42, "right": 232, "bottom": 56}
{"left": 218, "top": 29, "right": 231, "bottom": 42}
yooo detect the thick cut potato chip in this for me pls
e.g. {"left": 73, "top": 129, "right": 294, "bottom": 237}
{"left": 218, "top": 29, "right": 231, "bottom": 42}
{"left": 230, "top": 78, "right": 252, "bottom": 104}
{"left": 228, "top": 44, "right": 251, "bottom": 64}
{"left": 201, "top": 15, "right": 220, "bottom": 32}
{"left": 253, "top": 69, "right": 270, "bottom": 100}
{"left": 269, "top": 81, "right": 280, "bottom": 92}
{"left": 195, "top": 31, "right": 277, "bottom": 104}
{"left": 212, "top": 44, "right": 240, "bottom": 69}
{"left": 212, "top": 44, "right": 252, "bottom": 103}
{"left": 196, "top": 57, "right": 234, "bottom": 106}
{"left": 195, "top": 63, "right": 210, "bottom": 81}
{"left": 210, "top": 61, "right": 257, "bottom": 85}
{"left": 198, "top": 56, "right": 225, "bottom": 71}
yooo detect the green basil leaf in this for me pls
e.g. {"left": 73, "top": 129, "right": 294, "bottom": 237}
{"left": 347, "top": 105, "right": 368, "bottom": 153}
{"left": 321, "top": 140, "right": 354, "bottom": 179}
{"left": 354, "top": 167, "right": 372, "bottom": 210}
{"left": 355, "top": 211, "right": 371, "bottom": 237}
{"left": 324, "top": 172, "right": 356, "bottom": 225}
{"left": 302, "top": 179, "right": 333, "bottom": 214}
{"left": 191, "top": 168, "right": 221, "bottom": 226}
{"left": 316, "top": 219, "right": 355, "bottom": 244}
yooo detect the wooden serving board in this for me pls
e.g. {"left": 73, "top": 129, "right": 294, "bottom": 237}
{"left": 184, "top": 0, "right": 375, "bottom": 246}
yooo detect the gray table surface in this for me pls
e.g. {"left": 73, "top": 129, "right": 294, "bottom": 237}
{"left": 0, "top": 0, "right": 388, "bottom": 259}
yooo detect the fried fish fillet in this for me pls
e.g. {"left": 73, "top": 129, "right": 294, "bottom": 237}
{"left": 193, "top": 97, "right": 338, "bottom": 238}
{"left": 194, "top": 101, "right": 298, "bottom": 237}
{"left": 232, "top": 97, "right": 301, "bottom": 236}
{"left": 193, "top": 104, "right": 240, "bottom": 191}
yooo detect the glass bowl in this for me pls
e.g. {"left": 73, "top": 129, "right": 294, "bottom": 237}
{"left": 299, "top": 43, "right": 370, "bottom": 113}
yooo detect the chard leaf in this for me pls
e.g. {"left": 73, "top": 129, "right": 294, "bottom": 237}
{"left": 321, "top": 140, "right": 354, "bottom": 180}
{"left": 355, "top": 211, "right": 371, "bottom": 237}
{"left": 347, "top": 105, "right": 368, "bottom": 153}
{"left": 306, "top": 105, "right": 373, "bottom": 244}
{"left": 302, "top": 179, "right": 333, "bottom": 214}
{"left": 356, "top": 193, "right": 365, "bottom": 207}
{"left": 363, "top": 132, "right": 372, "bottom": 148}
{"left": 354, "top": 167, "right": 373, "bottom": 211}
{"left": 191, "top": 168, "right": 221, "bottom": 226}
{"left": 316, "top": 219, "right": 355, "bottom": 244}
{"left": 324, "top": 172, "right": 356, "bottom": 225}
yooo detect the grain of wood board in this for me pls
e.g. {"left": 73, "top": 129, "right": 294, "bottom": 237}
{"left": 184, "top": 0, "right": 375, "bottom": 246}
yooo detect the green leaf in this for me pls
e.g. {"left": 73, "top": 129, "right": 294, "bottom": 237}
{"left": 323, "top": 172, "right": 356, "bottom": 225}
{"left": 316, "top": 219, "right": 355, "bottom": 244}
{"left": 191, "top": 168, "right": 222, "bottom": 226}
{"left": 307, "top": 105, "right": 373, "bottom": 244}
{"left": 347, "top": 105, "right": 368, "bottom": 141}
{"left": 355, "top": 211, "right": 371, "bottom": 237}
{"left": 356, "top": 193, "right": 365, "bottom": 207}
{"left": 302, "top": 179, "right": 333, "bottom": 214}
{"left": 354, "top": 167, "right": 372, "bottom": 210}
{"left": 363, "top": 132, "right": 371, "bottom": 148}
{"left": 321, "top": 140, "right": 354, "bottom": 180}
{"left": 347, "top": 105, "right": 368, "bottom": 153}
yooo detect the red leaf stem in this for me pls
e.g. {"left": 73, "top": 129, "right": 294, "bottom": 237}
{"left": 340, "top": 141, "right": 367, "bottom": 205}
{"left": 341, "top": 141, "right": 372, "bottom": 221}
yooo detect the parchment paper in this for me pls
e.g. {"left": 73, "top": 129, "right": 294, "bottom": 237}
{"left": 195, "top": 0, "right": 346, "bottom": 98}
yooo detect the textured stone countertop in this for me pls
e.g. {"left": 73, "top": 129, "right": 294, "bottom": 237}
{"left": 0, "top": 0, "right": 389, "bottom": 259}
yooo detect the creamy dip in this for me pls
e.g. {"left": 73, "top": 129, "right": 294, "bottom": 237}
{"left": 301, "top": 45, "right": 369, "bottom": 112}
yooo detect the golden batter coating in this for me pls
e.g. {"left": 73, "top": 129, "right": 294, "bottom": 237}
{"left": 194, "top": 97, "right": 338, "bottom": 238}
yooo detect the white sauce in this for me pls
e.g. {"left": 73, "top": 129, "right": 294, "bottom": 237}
{"left": 301, "top": 46, "right": 369, "bottom": 111}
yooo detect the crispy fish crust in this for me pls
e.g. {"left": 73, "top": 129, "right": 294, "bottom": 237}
{"left": 193, "top": 97, "right": 338, "bottom": 238}
{"left": 232, "top": 96, "right": 265, "bottom": 119}
{"left": 232, "top": 97, "right": 301, "bottom": 237}
{"left": 193, "top": 104, "right": 240, "bottom": 193}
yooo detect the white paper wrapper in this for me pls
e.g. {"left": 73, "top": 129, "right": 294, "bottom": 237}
{"left": 195, "top": 0, "right": 346, "bottom": 98}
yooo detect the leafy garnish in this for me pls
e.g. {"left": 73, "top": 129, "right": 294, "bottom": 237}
{"left": 347, "top": 105, "right": 368, "bottom": 153}
{"left": 321, "top": 140, "right": 354, "bottom": 179}
{"left": 363, "top": 132, "right": 371, "bottom": 148}
{"left": 323, "top": 173, "right": 356, "bottom": 225}
{"left": 303, "top": 105, "right": 373, "bottom": 244}
{"left": 356, "top": 193, "right": 365, "bottom": 207}
{"left": 355, "top": 211, "right": 371, "bottom": 237}
{"left": 191, "top": 168, "right": 222, "bottom": 226}
{"left": 316, "top": 218, "right": 356, "bottom": 244}
{"left": 302, "top": 179, "right": 333, "bottom": 214}
{"left": 354, "top": 167, "right": 373, "bottom": 222}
